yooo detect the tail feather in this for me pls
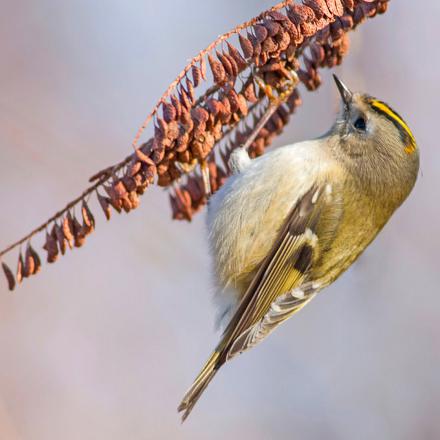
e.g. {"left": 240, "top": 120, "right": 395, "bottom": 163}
{"left": 178, "top": 351, "right": 221, "bottom": 422}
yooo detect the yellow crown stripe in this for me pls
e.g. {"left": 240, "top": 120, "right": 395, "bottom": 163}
{"left": 370, "top": 100, "right": 417, "bottom": 153}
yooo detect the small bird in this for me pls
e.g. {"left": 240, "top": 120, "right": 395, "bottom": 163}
{"left": 178, "top": 75, "right": 419, "bottom": 421}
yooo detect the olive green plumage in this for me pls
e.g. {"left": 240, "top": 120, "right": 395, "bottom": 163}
{"left": 178, "top": 76, "right": 419, "bottom": 421}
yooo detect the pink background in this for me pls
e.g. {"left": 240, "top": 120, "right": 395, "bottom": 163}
{"left": 0, "top": 2, "right": 438, "bottom": 439}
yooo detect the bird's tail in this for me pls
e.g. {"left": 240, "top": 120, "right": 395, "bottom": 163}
{"left": 178, "top": 350, "right": 222, "bottom": 422}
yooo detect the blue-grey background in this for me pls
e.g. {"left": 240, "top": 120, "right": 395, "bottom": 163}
{"left": 0, "top": 2, "right": 438, "bottom": 439}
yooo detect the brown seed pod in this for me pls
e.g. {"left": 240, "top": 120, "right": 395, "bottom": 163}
{"left": 243, "top": 80, "right": 258, "bottom": 103}
{"left": 310, "top": 42, "right": 326, "bottom": 64}
{"left": 326, "top": 0, "right": 344, "bottom": 17}
{"left": 253, "top": 24, "right": 268, "bottom": 44}
{"left": 262, "top": 36, "right": 278, "bottom": 55}
{"left": 179, "top": 86, "right": 192, "bottom": 110}
{"left": 300, "top": 21, "right": 318, "bottom": 37}
{"left": 287, "top": 4, "right": 315, "bottom": 25}
{"left": 157, "top": 172, "right": 172, "bottom": 187}
{"left": 135, "top": 148, "right": 155, "bottom": 166}
{"left": 361, "top": 1, "right": 377, "bottom": 17}
{"left": 274, "top": 29, "right": 291, "bottom": 52}
{"left": 236, "top": 94, "right": 248, "bottom": 116}
{"left": 249, "top": 34, "right": 262, "bottom": 60}
{"left": 174, "top": 187, "right": 193, "bottom": 221}
{"left": 81, "top": 200, "right": 95, "bottom": 232}
{"left": 191, "top": 65, "right": 202, "bottom": 87}
{"left": 216, "top": 51, "right": 234, "bottom": 79}
{"left": 176, "top": 130, "right": 190, "bottom": 153}
{"left": 377, "top": 2, "right": 388, "bottom": 14}
{"left": 128, "top": 160, "right": 142, "bottom": 177}
{"left": 146, "top": 164, "right": 157, "bottom": 182}
{"left": 239, "top": 34, "right": 254, "bottom": 59}
{"left": 222, "top": 51, "right": 239, "bottom": 78}
{"left": 97, "top": 193, "right": 112, "bottom": 220}
{"left": 340, "top": 13, "right": 354, "bottom": 29}
{"left": 63, "top": 214, "right": 75, "bottom": 249}
{"left": 208, "top": 53, "right": 226, "bottom": 84}
{"left": 2, "top": 262, "right": 15, "bottom": 291}
{"left": 170, "top": 94, "right": 182, "bottom": 119}
{"left": 23, "top": 245, "right": 35, "bottom": 277}
{"left": 227, "top": 89, "right": 240, "bottom": 113}
{"left": 226, "top": 42, "right": 247, "bottom": 72}
{"left": 342, "top": 0, "right": 355, "bottom": 11}
{"left": 16, "top": 252, "right": 24, "bottom": 283}
{"left": 128, "top": 191, "right": 140, "bottom": 209}
{"left": 263, "top": 19, "right": 281, "bottom": 37}
{"left": 113, "top": 180, "right": 128, "bottom": 199}
{"left": 104, "top": 185, "right": 123, "bottom": 213}
{"left": 72, "top": 217, "right": 86, "bottom": 247}
{"left": 206, "top": 98, "right": 223, "bottom": 117}
{"left": 353, "top": 4, "right": 365, "bottom": 23}
{"left": 185, "top": 77, "right": 195, "bottom": 103}
{"left": 28, "top": 244, "right": 41, "bottom": 274}
{"left": 191, "top": 107, "right": 209, "bottom": 125}
{"left": 303, "top": 0, "right": 332, "bottom": 18}
{"left": 54, "top": 223, "right": 68, "bottom": 254}
{"left": 43, "top": 229, "right": 59, "bottom": 263}
{"left": 162, "top": 102, "right": 177, "bottom": 123}
{"left": 199, "top": 56, "right": 207, "bottom": 80}
{"left": 220, "top": 96, "right": 232, "bottom": 124}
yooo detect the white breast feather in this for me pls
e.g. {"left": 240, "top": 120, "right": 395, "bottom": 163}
{"left": 207, "top": 141, "right": 332, "bottom": 322}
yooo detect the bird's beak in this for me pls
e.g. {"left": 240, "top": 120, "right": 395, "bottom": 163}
{"left": 333, "top": 74, "right": 352, "bottom": 109}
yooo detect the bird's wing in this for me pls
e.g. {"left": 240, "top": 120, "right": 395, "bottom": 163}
{"left": 178, "top": 182, "right": 343, "bottom": 420}
{"left": 220, "top": 184, "right": 325, "bottom": 359}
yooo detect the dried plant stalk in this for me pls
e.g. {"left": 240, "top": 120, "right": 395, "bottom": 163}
{"left": 0, "top": 0, "right": 390, "bottom": 290}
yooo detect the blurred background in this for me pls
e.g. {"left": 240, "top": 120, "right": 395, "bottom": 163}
{"left": 0, "top": 1, "right": 438, "bottom": 439}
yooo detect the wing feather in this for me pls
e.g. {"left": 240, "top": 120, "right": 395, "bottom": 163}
{"left": 179, "top": 182, "right": 343, "bottom": 420}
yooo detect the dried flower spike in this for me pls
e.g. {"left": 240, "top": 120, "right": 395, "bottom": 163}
{"left": 0, "top": 0, "right": 389, "bottom": 290}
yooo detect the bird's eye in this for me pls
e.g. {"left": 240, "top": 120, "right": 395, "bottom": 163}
{"left": 354, "top": 116, "right": 367, "bottom": 131}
